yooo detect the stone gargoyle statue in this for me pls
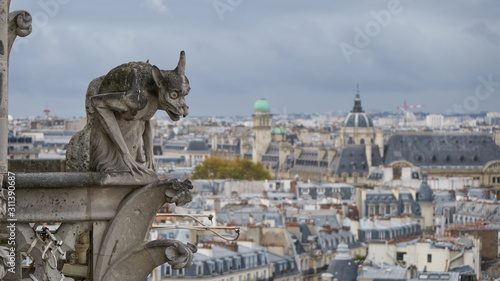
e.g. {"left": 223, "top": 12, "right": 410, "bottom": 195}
{"left": 66, "top": 51, "right": 190, "bottom": 175}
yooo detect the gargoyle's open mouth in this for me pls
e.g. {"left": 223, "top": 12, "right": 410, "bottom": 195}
{"left": 166, "top": 109, "right": 180, "bottom": 121}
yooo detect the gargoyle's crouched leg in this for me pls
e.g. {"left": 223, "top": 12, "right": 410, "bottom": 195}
{"left": 90, "top": 93, "right": 151, "bottom": 175}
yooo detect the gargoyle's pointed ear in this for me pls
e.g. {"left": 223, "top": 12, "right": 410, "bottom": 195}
{"left": 151, "top": 65, "right": 163, "bottom": 88}
{"left": 175, "top": 50, "right": 186, "bottom": 75}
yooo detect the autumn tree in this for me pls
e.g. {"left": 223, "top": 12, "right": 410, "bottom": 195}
{"left": 191, "top": 157, "right": 272, "bottom": 180}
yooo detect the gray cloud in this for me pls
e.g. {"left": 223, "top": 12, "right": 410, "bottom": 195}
{"left": 6, "top": 0, "right": 500, "bottom": 118}
{"left": 463, "top": 21, "right": 500, "bottom": 45}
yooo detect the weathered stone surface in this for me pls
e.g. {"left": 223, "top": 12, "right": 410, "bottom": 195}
{"left": 66, "top": 76, "right": 104, "bottom": 172}
{"left": 66, "top": 51, "right": 190, "bottom": 176}
{"left": 94, "top": 178, "right": 193, "bottom": 280}
{"left": 102, "top": 240, "right": 196, "bottom": 281}
{"left": 1, "top": 172, "right": 195, "bottom": 280}
{"left": 7, "top": 9, "right": 32, "bottom": 53}
{"left": 9, "top": 159, "right": 65, "bottom": 173}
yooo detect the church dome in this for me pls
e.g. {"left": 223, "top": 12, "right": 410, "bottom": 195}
{"left": 416, "top": 171, "right": 434, "bottom": 202}
{"left": 254, "top": 98, "right": 270, "bottom": 112}
{"left": 272, "top": 127, "right": 286, "bottom": 135}
{"left": 343, "top": 87, "right": 373, "bottom": 128}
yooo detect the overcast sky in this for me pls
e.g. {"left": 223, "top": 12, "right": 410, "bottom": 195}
{"left": 7, "top": 0, "right": 500, "bottom": 119}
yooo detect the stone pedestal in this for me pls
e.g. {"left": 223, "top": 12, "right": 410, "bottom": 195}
{"left": 1, "top": 159, "right": 196, "bottom": 281}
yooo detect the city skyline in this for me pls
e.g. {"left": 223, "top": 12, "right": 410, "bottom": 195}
{"left": 7, "top": 0, "right": 500, "bottom": 118}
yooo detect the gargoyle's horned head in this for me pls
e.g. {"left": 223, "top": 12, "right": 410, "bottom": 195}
{"left": 152, "top": 51, "right": 190, "bottom": 121}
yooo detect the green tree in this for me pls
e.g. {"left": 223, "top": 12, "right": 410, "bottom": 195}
{"left": 191, "top": 157, "right": 272, "bottom": 180}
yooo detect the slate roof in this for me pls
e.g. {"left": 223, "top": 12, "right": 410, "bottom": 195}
{"left": 288, "top": 233, "right": 307, "bottom": 254}
{"left": 329, "top": 145, "right": 381, "bottom": 176}
{"left": 298, "top": 222, "right": 314, "bottom": 244}
{"left": 448, "top": 265, "right": 474, "bottom": 274}
{"left": 217, "top": 210, "right": 284, "bottom": 226}
{"left": 312, "top": 215, "right": 341, "bottom": 230}
{"left": 357, "top": 266, "right": 408, "bottom": 281}
{"left": 326, "top": 259, "right": 358, "bottom": 281}
{"left": 294, "top": 148, "right": 329, "bottom": 171}
{"left": 434, "top": 191, "right": 456, "bottom": 222}
{"left": 317, "top": 229, "right": 363, "bottom": 252}
{"left": 455, "top": 200, "right": 500, "bottom": 223}
{"left": 266, "top": 252, "right": 300, "bottom": 278}
{"left": 215, "top": 138, "right": 240, "bottom": 154}
{"left": 187, "top": 140, "right": 210, "bottom": 152}
{"left": 262, "top": 142, "right": 280, "bottom": 170}
{"left": 410, "top": 272, "right": 461, "bottom": 281}
{"left": 164, "top": 139, "right": 209, "bottom": 152}
{"left": 165, "top": 244, "right": 270, "bottom": 279}
{"left": 326, "top": 242, "right": 357, "bottom": 281}
{"left": 364, "top": 190, "right": 422, "bottom": 217}
{"left": 265, "top": 142, "right": 280, "bottom": 155}
{"left": 383, "top": 133, "right": 500, "bottom": 167}
{"left": 295, "top": 183, "right": 354, "bottom": 201}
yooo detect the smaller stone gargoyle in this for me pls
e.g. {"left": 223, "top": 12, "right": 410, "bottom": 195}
{"left": 66, "top": 51, "right": 190, "bottom": 176}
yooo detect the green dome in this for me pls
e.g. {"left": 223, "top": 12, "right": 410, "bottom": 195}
{"left": 272, "top": 127, "right": 286, "bottom": 135}
{"left": 254, "top": 98, "right": 270, "bottom": 112}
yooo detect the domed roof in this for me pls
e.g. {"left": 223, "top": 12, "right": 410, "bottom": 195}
{"left": 254, "top": 98, "right": 270, "bottom": 112}
{"left": 344, "top": 112, "right": 374, "bottom": 128}
{"left": 343, "top": 87, "right": 373, "bottom": 128}
{"left": 272, "top": 126, "right": 286, "bottom": 135}
{"left": 326, "top": 241, "right": 357, "bottom": 281}
{"left": 416, "top": 171, "right": 434, "bottom": 202}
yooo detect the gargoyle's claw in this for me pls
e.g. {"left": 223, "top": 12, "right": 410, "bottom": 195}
{"left": 164, "top": 240, "right": 196, "bottom": 269}
{"left": 161, "top": 179, "right": 193, "bottom": 206}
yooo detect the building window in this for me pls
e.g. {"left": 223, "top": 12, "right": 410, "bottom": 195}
{"left": 404, "top": 203, "right": 411, "bottom": 214}
{"left": 379, "top": 204, "right": 386, "bottom": 215}
{"left": 391, "top": 204, "right": 398, "bottom": 214}
{"left": 393, "top": 167, "right": 402, "bottom": 180}
{"left": 367, "top": 203, "right": 376, "bottom": 216}
{"left": 427, "top": 254, "right": 432, "bottom": 263}
{"left": 396, "top": 252, "right": 406, "bottom": 261}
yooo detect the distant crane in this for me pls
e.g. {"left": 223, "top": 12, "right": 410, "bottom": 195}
{"left": 396, "top": 100, "right": 425, "bottom": 127}
{"left": 396, "top": 100, "right": 425, "bottom": 111}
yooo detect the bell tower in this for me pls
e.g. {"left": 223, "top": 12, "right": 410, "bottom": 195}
{"left": 252, "top": 98, "right": 272, "bottom": 163}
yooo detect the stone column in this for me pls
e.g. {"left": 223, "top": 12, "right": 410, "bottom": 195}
{"left": 0, "top": 0, "right": 9, "bottom": 174}
{"left": 0, "top": 1, "right": 31, "bottom": 174}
